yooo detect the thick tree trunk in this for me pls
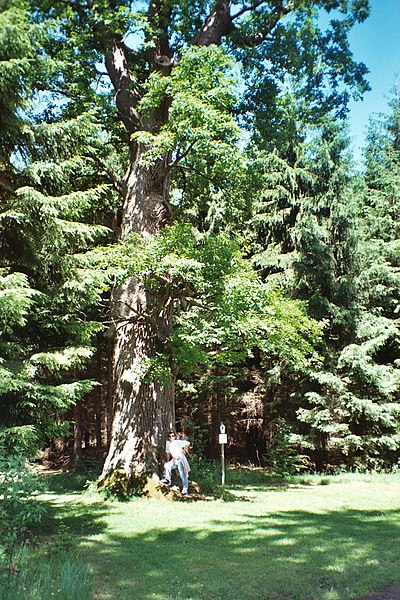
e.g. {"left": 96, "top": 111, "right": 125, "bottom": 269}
{"left": 101, "top": 149, "right": 174, "bottom": 485}
{"left": 98, "top": 0, "right": 236, "bottom": 489}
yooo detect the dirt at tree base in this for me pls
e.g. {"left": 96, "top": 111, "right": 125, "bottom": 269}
{"left": 358, "top": 585, "right": 400, "bottom": 600}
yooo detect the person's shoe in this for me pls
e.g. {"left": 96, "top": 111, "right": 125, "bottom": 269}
{"left": 160, "top": 478, "right": 171, "bottom": 486}
{"left": 181, "top": 487, "right": 188, "bottom": 495}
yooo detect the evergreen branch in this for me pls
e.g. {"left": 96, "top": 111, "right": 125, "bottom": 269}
{"left": 84, "top": 152, "right": 123, "bottom": 196}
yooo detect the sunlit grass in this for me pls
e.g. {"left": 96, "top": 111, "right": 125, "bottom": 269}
{"left": 4, "top": 470, "right": 400, "bottom": 599}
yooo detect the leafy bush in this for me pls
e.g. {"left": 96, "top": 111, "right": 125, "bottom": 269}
{"left": 0, "top": 454, "right": 45, "bottom": 564}
{"left": 263, "top": 419, "right": 310, "bottom": 475}
{"left": 0, "top": 426, "right": 40, "bottom": 458}
{"left": 189, "top": 459, "right": 221, "bottom": 495}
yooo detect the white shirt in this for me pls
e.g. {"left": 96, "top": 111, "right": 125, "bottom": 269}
{"left": 166, "top": 439, "right": 190, "bottom": 459}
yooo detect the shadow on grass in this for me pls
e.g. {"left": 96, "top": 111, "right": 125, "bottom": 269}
{"left": 77, "top": 505, "right": 400, "bottom": 600}
{"left": 38, "top": 467, "right": 101, "bottom": 493}
{"left": 32, "top": 492, "right": 109, "bottom": 541}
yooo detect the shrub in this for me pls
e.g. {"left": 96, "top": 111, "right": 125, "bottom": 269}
{"left": 263, "top": 419, "right": 310, "bottom": 475}
{"left": 0, "top": 454, "right": 45, "bottom": 565}
{"left": 189, "top": 459, "right": 221, "bottom": 495}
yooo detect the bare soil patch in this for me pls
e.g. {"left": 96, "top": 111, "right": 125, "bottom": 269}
{"left": 359, "top": 585, "right": 400, "bottom": 600}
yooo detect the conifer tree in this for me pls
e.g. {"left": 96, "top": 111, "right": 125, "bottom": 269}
{"left": 0, "top": 4, "right": 115, "bottom": 455}
{"left": 295, "top": 99, "right": 400, "bottom": 470}
{"left": 249, "top": 115, "right": 363, "bottom": 469}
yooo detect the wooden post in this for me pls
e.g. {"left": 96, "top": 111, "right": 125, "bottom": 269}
{"left": 221, "top": 441, "right": 225, "bottom": 491}
{"left": 219, "top": 423, "right": 227, "bottom": 497}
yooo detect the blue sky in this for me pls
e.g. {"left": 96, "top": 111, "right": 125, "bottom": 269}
{"left": 346, "top": 0, "right": 400, "bottom": 163}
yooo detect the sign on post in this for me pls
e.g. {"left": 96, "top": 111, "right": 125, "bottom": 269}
{"left": 219, "top": 422, "right": 227, "bottom": 493}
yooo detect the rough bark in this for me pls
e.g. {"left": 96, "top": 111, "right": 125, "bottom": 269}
{"left": 101, "top": 277, "right": 175, "bottom": 478}
{"left": 101, "top": 147, "right": 174, "bottom": 482}
{"left": 192, "top": 0, "right": 232, "bottom": 46}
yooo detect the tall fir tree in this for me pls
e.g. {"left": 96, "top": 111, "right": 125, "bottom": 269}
{"left": 295, "top": 99, "right": 400, "bottom": 470}
{"left": 0, "top": 3, "right": 117, "bottom": 455}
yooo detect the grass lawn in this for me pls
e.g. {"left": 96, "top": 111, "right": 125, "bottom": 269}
{"left": 5, "top": 470, "right": 400, "bottom": 600}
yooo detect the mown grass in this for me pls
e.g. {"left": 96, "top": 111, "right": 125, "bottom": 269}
{"left": 2, "top": 468, "right": 400, "bottom": 600}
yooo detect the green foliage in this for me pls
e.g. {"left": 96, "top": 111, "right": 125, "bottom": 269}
{"left": 295, "top": 333, "right": 400, "bottom": 469}
{"left": 0, "top": 426, "right": 39, "bottom": 457}
{"left": 51, "top": 523, "right": 77, "bottom": 556}
{"left": 189, "top": 458, "right": 220, "bottom": 495}
{"left": 236, "top": 2, "right": 369, "bottom": 156}
{"left": 1, "top": 0, "right": 392, "bottom": 476}
{"left": 136, "top": 45, "right": 239, "bottom": 159}
{"left": 134, "top": 44, "right": 250, "bottom": 233}
{"left": 0, "top": 20, "right": 118, "bottom": 449}
{"left": 0, "top": 4, "right": 36, "bottom": 160}
{"left": 0, "top": 550, "right": 93, "bottom": 600}
{"left": 263, "top": 419, "right": 310, "bottom": 475}
{"left": 81, "top": 223, "right": 324, "bottom": 379}
{"left": 0, "top": 270, "right": 38, "bottom": 336}
{"left": 299, "top": 92, "right": 400, "bottom": 469}
{"left": 0, "top": 454, "right": 45, "bottom": 563}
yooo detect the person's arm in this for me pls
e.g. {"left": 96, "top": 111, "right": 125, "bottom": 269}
{"left": 165, "top": 440, "right": 172, "bottom": 461}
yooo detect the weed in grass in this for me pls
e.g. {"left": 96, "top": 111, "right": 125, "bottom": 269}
{"left": 189, "top": 459, "right": 220, "bottom": 495}
{"left": 0, "top": 548, "right": 92, "bottom": 600}
{"left": 51, "top": 523, "right": 77, "bottom": 556}
{"left": 0, "top": 456, "right": 45, "bottom": 566}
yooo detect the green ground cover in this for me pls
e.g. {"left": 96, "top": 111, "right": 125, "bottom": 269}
{"left": 2, "top": 470, "right": 400, "bottom": 599}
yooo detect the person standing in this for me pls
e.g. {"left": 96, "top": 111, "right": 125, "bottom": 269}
{"left": 161, "top": 431, "right": 190, "bottom": 494}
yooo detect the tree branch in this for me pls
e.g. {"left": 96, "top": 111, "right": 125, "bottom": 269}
{"left": 192, "top": 0, "right": 233, "bottom": 46}
{"left": 177, "top": 163, "right": 223, "bottom": 188}
{"left": 103, "top": 37, "right": 142, "bottom": 134}
{"left": 168, "top": 141, "right": 198, "bottom": 169}
{"left": 192, "top": 0, "right": 291, "bottom": 48}
{"left": 246, "top": 1, "right": 291, "bottom": 46}
{"left": 47, "top": 1, "right": 143, "bottom": 134}
{"left": 84, "top": 152, "right": 124, "bottom": 196}
{"left": 231, "top": 0, "right": 266, "bottom": 20}
{"left": 146, "top": 0, "right": 174, "bottom": 73}
{"left": 177, "top": 163, "right": 238, "bottom": 205}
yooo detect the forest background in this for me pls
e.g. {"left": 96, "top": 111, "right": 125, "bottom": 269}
{"left": 0, "top": 0, "right": 399, "bottom": 498}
